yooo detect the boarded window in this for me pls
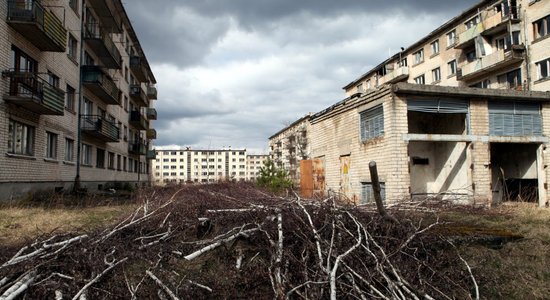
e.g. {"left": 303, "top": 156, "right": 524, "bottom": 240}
{"left": 489, "top": 102, "right": 542, "bottom": 136}
{"left": 360, "top": 105, "right": 384, "bottom": 142}
{"left": 361, "top": 182, "right": 385, "bottom": 205}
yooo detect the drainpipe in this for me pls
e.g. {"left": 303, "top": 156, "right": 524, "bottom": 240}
{"left": 521, "top": 4, "right": 532, "bottom": 91}
{"left": 73, "top": 0, "right": 85, "bottom": 192}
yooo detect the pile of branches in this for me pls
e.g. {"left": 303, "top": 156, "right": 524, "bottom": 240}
{"left": 0, "top": 182, "right": 479, "bottom": 299}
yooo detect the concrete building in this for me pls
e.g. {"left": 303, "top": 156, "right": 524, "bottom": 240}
{"left": 305, "top": 83, "right": 550, "bottom": 206}
{"left": 246, "top": 154, "right": 270, "bottom": 181}
{"left": 268, "top": 114, "right": 311, "bottom": 184}
{"left": 152, "top": 148, "right": 268, "bottom": 185}
{"left": 269, "top": 0, "right": 550, "bottom": 205}
{"left": 0, "top": 0, "right": 157, "bottom": 200}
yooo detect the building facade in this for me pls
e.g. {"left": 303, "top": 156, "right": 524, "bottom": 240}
{"left": 268, "top": 114, "right": 311, "bottom": 184}
{"left": 0, "top": 0, "right": 157, "bottom": 200}
{"left": 152, "top": 148, "right": 268, "bottom": 185}
{"left": 343, "top": 0, "right": 550, "bottom": 95}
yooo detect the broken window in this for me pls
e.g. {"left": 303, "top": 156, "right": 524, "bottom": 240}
{"left": 361, "top": 182, "right": 385, "bottom": 205}
{"left": 407, "top": 98, "right": 469, "bottom": 134}
{"left": 488, "top": 101, "right": 542, "bottom": 136}
{"left": 359, "top": 105, "right": 384, "bottom": 142}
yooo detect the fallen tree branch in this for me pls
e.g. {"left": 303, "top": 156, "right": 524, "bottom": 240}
{"left": 183, "top": 228, "right": 259, "bottom": 261}
{"left": 72, "top": 257, "right": 128, "bottom": 300}
{"left": 0, "top": 270, "right": 36, "bottom": 300}
{"left": 146, "top": 271, "right": 179, "bottom": 300}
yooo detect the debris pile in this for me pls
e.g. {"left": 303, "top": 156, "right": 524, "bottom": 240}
{"left": 0, "top": 183, "right": 478, "bottom": 299}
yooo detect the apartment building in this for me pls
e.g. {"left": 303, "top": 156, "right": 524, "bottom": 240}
{"left": 152, "top": 148, "right": 268, "bottom": 185}
{"left": 268, "top": 114, "right": 311, "bottom": 184}
{"left": 0, "top": 0, "right": 158, "bottom": 200}
{"left": 270, "top": 0, "right": 550, "bottom": 205}
{"left": 344, "top": 0, "right": 550, "bottom": 95}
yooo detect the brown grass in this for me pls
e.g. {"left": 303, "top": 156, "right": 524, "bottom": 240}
{"left": 0, "top": 205, "right": 134, "bottom": 246}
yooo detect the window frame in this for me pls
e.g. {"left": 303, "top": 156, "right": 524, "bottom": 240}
{"left": 413, "top": 49, "right": 424, "bottom": 65}
{"left": 448, "top": 59, "right": 457, "bottom": 76}
{"left": 359, "top": 105, "right": 385, "bottom": 142}
{"left": 7, "top": 119, "right": 35, "bottom": 156}
{"left": 446, "top": 29, "right": 457, "bottom": 47}
{"left": 64, "top": 138, "right": 74, "bottom": 162}
{"left": 430, "top": 40, "right": 440, "bottom": 56}
{"left": 431, "top": 67, "right": 441, "bottom": 83}
{"left": 414, "top": 74, "right": 426, "bottom": 85}
{"left": 536, "top": 58, "right": 550, "bottom": 81}
{"left": 46, "top": 131, "right": 58, "bottom": 159}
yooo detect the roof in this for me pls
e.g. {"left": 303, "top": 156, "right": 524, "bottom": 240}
{"left": 268, "top": 113, "right": 312, "bottom": 140}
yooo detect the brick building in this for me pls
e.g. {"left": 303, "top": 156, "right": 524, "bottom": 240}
{"left": 152, "top": 148, "right": 268, "bottom": 185}
{"left": 270, "top": 0, "right": 550, "bottom": 205}
{"left": 0, "top": 0, "right": 157, "bottom": 200}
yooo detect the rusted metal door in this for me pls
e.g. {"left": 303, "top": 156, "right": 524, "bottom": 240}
{"left": 300, "top": 160, "right": 313, "bottom": 198}
{"left": 312, "top": 157, "right": 326, "bottom": 197}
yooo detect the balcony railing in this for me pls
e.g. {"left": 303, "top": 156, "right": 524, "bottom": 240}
{"left": 146, "top": 128, "right": 157, "bottom": 140}
{"left": 81, "top": 115, "right": 120, "bottom": 142}
{"left": 458, "top": 47, "right": 524, "bottom": 81}
{"left": 86, "top": 0, "right": 121, "bottom": 33}
{"left": 84, "top": 23, "right": 122, "bottom": 69}
{"left": 481, "top": 7, "right": 520, "bottom": 36}
{"left": 3, "top": 71, "right": 64, "bottom": 115}
{"left": 382, "top": 66, "right": 409, "bottom": 84}
{"left": 6, "top": 0, "right": 67, "bottom": 52}
{"left": 146, "top": 150, "right": 156, "bottom": 160}
{"left": 130, "top": 56, "right": 148, "bottom": 82}
{"left": 146, "top": 108, "right": 157, "bottom": 120}
{"left": 129, "top": 141, "right": 147, "bottom": 155}
{"left": 82, "top": 65, "right": 120, "bottom": 105}
{"left": 129, "top": 110, "right": 148, "bottom": 130}
{"left": 147, "top": 85, "right": 157, "bottom": 100}
{"left": 455, "top": 23, "right": 483, "bottom": 49}
{"left": 130, "top": 84, "right": 148, "bottom": 107}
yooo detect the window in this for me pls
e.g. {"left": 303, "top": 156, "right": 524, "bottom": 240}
{"left": 431, "top": 68, "right": 441, "bottom": 83}
{"left": 414, "top": 74, "right": 425, "bottom": 85}
{"left": 11, "top": 46, "right": 37, "bottom": 72}
{"left": 68, "top": 34, "right": 78, "bottom": 61}
{"left": 533, "top": 15, "right": 550, "bottom": 40}
{"left": 117, "top": 154, "right": 122, "bottom": 170}
{"left": 360, "top": 105, "right": 384, "bottom": 142}
{"left": 497, "top": 68, "right": 522, "bottom": 89}
{"left": 46, "top": 132, "right": 57, "bottom": 159}
{"left": 465, "top": 15, "right": 480, "bottom": 29}
{"left": 357, "top": 83, "right": 364, "bottom": 93}
{"left": 82, "top": 144, "right": 92, "bottom": 165}
{"left": 123, "top": 156, "right": 127, "bottom": 171}
{"left": 124, "top": 66, "right": 129, "bottom": 82}
{"left": 361, "top": 182, "right": 385, "bottom": 204}
{"left": 536, "top": 58, "right": 550, "bottom": 80}
{"left": 465, "top": 49, "right": 476, "bottom": 62}
{"left": 108, "top": 152, "right": 115, "bottom": 169}
{"left": 399, "top": 58, "right": 408, "bottom": 67}
{"left": 8, "top": 119, "right": 34, "bottom": 156}
{"left": 489, "top": 102, "right": 542, "bottom": 136}
{"left": 96, "top": 148, "right": 105, "bottom": 168}
{"left": 123, "top": 96, "right": 128, "bottom": 111}
{"left": 83, "top": 98, "right": 93, "bottom": 115}
{"left": 413, "top": 49, "right": 424, "bottom": 64}
{"left": 48, "top": 71, "right": 60, "bottom": 88}
{"left": 65, "top": 85, "right": 75, "bottom": 112}
{"left": 446, "top": 30, "right": 457, "bottom": 47}
{"left": 448, "top": 60, "right": 457, "bottom": 76}
{"left": 430, "top": 40, "right": 439, "bottom": 56}
{"left": 65, "top": 138, "right": 74, "bottom": 162}
{"left": 470, "top": 80, "right": 490, "bottom": 89}
{"left": 84, "top": 51, "right": 94, "bottom": 66}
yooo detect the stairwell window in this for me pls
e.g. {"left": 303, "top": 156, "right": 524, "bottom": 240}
{"left": 536, "top": 58, "right": 550, "bottom": 81}
{"left": 8, "top": 119, "right": 34, "bottom": 156}
{"left": 46, "top": 132, "right": 58, "bottom": 159}
{"left": 360, "top": 105, "right": 384, "bottom": 142}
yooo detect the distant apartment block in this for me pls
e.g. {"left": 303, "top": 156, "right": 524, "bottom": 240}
{"left": 152, "top": 148, "right": 268, "bottom": 184}
{"left": 0, "top": 0, "right": 158, "bottom": 200}
{"left": 269, "top": 0, "right": 550, "bottom": 206}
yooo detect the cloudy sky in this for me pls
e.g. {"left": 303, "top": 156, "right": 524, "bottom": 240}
{"left": 124, "top": 0, "right": 478, "bottom": 154}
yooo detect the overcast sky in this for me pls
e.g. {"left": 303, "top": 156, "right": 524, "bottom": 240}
{"left": 123, "top": 0, "right": 479, "bottom": 154}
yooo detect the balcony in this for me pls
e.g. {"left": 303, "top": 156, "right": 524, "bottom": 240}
{"left": 3, "top": 71, "right": 64, "bottom": 115}
{"left": 82, "top": 66, "right": 120, "bottom": 105}
{"left": 147, "top": 85, "right": 157, "bottom": 100}
{"left": 130, "top": 56, "right": 148, "bottom": 82}
{"left": 84, "top": 23, "right": 121, "bottom": 69}
{"left": 130, "top": 84, "right": 148, "bottom": 107}
{"left": 147, "top": 128, "right": 157, "bottom": 140}
{"left": 129, "top": 110, "right": 148, "bottom": 130}
{"left": 6, "top": 0, "right": 67, "bottom": 52}
{"left": 146, "top": 150, "right": 156, "bottom": 160}
{"left": 86, "top": 0, "right": 121, "bottom": 33}
{"left": 146, "top": 108, "right": 157, "bottom": 120}
{"left": 457, "top": 47, "right": 524, "bottom": 81}
{"left": 455, "top": 23, "right": 483, "bottom": 49}
{"left": 129, "top": 141, "right": 146, "bottom": 155}
{"left": 481, "top": 9, "right": 520, "bottom": 36}
{"left": 81, "top": 115, "right": 120, "bottom": 142}
{"left": 382, "top": 66, "right": 409, "bottom": 84}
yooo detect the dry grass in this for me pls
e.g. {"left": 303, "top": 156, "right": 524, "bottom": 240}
{"left": 0, "top": 205, "right": 134, "bottom": 246}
